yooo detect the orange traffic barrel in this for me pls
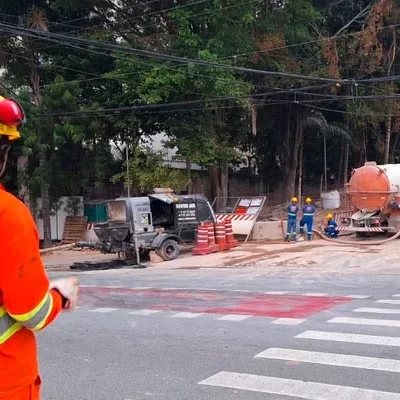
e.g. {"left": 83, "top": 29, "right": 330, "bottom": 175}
{"left": 206, "top": 222, "right": 219, "bottom": 253}
{"left": 192, "top": 224, "right": 215, "bottom": 255}
{"left": 215, "top": 222, "right": 229, "bottom": 251}
{"left": 225, "top": 219, "right": 238, "bottom": 248}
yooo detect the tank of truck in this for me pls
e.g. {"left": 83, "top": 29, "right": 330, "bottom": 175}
{"left": 348, "top": 163, "right": 400, "bottom": 212}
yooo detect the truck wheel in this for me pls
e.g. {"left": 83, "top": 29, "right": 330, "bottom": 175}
{"left": 156, "top": 239, "right": 180, "bottom": 261}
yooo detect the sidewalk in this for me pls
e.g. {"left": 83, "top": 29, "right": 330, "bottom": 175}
{"left": 41, "top": 237, "right": 400, "bottom": 274}
{"left": 42, "top": 248, "right": 117, "bottom": 270}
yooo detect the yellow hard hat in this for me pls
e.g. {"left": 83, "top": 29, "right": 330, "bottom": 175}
{"left": 0, "top": 96, "right": 25, "bottom": 141}
{"left": 326, "top": 213, "right": 333, "bottom": 219}
{"left": 305, "top": 197, "right": 312, "bottom": 203}
{"left": 0, "top": 123, "right": 21, "bottom": 140}
{"left": 291, "top": 197, "right": 298, "bottom": 202}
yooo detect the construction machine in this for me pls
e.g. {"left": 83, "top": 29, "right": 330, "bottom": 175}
{"left": 77, "top": 190, "right": 216, "bottom": 262}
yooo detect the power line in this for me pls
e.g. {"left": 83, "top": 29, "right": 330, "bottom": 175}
{"left": 5, "top": 7, "right": 400, "bottom": 77}
{"left": 34, "top": 92, "right": 300, "bottom": 118}
{"left": 3, "top": 20, "right": 398, "bottom": 86}
{"left": 0, "top": 34, "right": 261, "bottom": 93}
{"left": 29, "top": 0, "right": 215, "bottom": 53}
{"left": 218, "top": 22, "right": 400, "bottom": 61}
{"left": 31, "top": 98, "right": 397, "bottom": 121}
{"left": 33, "top": 89, "right": 399, "bottom": 119}
{"left": 0, "top": 18, "right": 397, "bottom": 118}
{"left": 33, "top": 102, "right": 263, "bottom": 121}
{"left": 0, "top": 21, "right": 343, "bottom": 83}
{"left": 1, "top": 29, "right": 333, "bottom": 98}
{"left": 297, "top": 93, "right": 400, "bottom": 103}
{"left": 302, "top": 104, "right": 397, "bottom": 118}
{"left": 33, "top": 83, "right": 335, "bottom": 119}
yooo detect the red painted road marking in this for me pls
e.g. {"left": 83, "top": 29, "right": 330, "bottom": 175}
{"left": 79, "top": 287, "right": 351, "bottom": 318}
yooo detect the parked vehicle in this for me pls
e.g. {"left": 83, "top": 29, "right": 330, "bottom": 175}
{"left": 79, "top": 191, "right": 216, "bottom": 261}
{"left": 343, "top": 162, "right": 400, "bottom": 235}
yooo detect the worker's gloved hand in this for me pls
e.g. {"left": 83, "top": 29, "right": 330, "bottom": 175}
{"left": 49, "top": 277, "right": 79, "bottom": 311}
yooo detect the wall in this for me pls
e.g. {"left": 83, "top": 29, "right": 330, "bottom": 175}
{"left": 83, "top": 170, "right": 338, "bottom": 211}
{"left": 34, "top": 196, "right": 84, "bottom": 240}
{"left": 191, "top": 172, "right": 323, "bottom": 204}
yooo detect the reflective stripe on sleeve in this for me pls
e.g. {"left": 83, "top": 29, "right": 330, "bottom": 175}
{"left": 0, "top": 307, "right": 22, "bottom": 344}
{"left": 9, "top": 292, "right": 53, "bottom": 331}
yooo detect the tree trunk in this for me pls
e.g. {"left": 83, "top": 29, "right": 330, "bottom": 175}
{"left": 219, "top": 164, "right": 229, "bottom": 211}
{"left": 17, "top": 155, "right": 31, "bottom": 210}
{"left": 40, "top": 153, "right": 52, "bottom": 248}
{"left": 383, "top": 28, "right": 397, "bottom": 164}
{"left": 343, "top": 143, "right": 350, "bottom": 186}
{"left": 323, "top": 132, "right": 328, "bottom": 192}
{"left": 297, "top": 133, "right": 304, "bottom": 207}
{"left": 186, "top": 160, "right": 193, "bottom": 194}
{"left": 384, "top": 116, "right": 392, "bottom": 164}
{"left": 285, "top": 167, "right": 297, "bottom": 203}
{"left": 31, "top": 61, "right": 52, "bottom": 248}
{"left": 282, "top": 111, "right": 302, "bottom": 202}
{"left": 209, "top": 165, "right": 228, "bottom": 212}
{"left": 390, "top": 129, "right": 400, "bottom": 163}
{"left": 338, "top": 137, "right": 344, "bottom": 188}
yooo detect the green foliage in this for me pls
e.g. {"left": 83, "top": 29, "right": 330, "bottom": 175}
{"left": 111, "top": 147, "right": 189, "bottom": 194}
{"left": 0, "top": 0, "right": 397, "bottom": 205}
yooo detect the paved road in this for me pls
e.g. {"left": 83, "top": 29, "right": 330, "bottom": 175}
{"left": 39, "top": 268, "right": 400, "bottom": 399}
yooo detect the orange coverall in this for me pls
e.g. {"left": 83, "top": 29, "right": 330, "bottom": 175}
{"left": 0, "top": 184, "right": 63, "bottom": 399}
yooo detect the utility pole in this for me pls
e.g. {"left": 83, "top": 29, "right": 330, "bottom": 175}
{"left": 323, "top": 131, "right": 328, "bottom": 193}
{"left": 126, "top": 144, "right": 131, "bottom": 198}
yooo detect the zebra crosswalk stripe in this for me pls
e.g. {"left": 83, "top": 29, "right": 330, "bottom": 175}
{"left": 328, "top": 317, "right": 400, "bottom": 328}
{"left": 198, "top": 371, "right": 400, "bottom": 399}
{"left": 353, "top": 307, "right": 400, "bottom": 315}
{"left": 376, "top": 300, "right": 400, "bottom": 305}
{"left": 254, "top": 347, "right": 400, "bottom": 373}
{"left": 171, "top": 312, "right": 203, "bottom": 318}
{"left": 296, "top": 330, "right": 400, "bottom": 347}
{"left": 89, "top": 308, "right": 117, "bottom": 313}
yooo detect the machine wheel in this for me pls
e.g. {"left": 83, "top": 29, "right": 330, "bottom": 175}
{"left": 156, "top": 239, "right": 180, "bottom": 261}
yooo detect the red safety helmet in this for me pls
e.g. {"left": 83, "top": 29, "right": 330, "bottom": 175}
{"left": 0, "top": 96, "right": 25, "bottom": 141}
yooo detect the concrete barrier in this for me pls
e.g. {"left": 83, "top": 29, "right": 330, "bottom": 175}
{"left": 250, "top": 220, "right": 283, "bottom": 241}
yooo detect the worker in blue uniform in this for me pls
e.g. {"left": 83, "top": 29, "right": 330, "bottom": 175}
{"left": 299, "top": 197, "right": 315, "bottom": 241}
{"left": 285, "top": 197, "right": 299, "bottom": 242}
{"left": 324, "top": 213, "right": 339, "bottom": 238}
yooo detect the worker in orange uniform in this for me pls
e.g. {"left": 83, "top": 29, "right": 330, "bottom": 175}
{"left": 0, "top": 96, "right": 79, "bottom": 400}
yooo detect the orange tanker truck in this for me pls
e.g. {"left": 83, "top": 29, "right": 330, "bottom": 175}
{"left": 343, "top": 162, "right": 400, "bottom": 235}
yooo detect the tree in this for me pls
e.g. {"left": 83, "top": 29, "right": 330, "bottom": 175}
{"left": 303, "top": 110, "right": 352, "bottom": 191}
{"left": 0, "top": 0, "right": 397, "bottom": 221}
{"left": 112, "top": 146, "right": 188, "bottom": 195}
{"left": 107, "top": 0, "right": 256, "bottom": 209}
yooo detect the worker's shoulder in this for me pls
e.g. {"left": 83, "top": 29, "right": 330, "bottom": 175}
{"left": 0, "top": 190, "right": 34, "bottom": 225}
